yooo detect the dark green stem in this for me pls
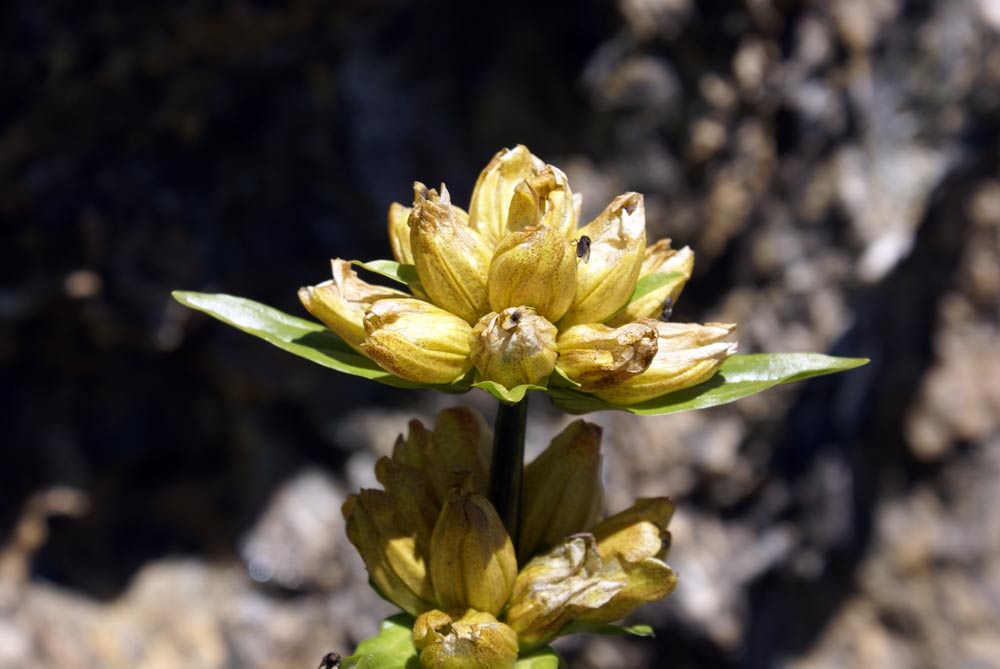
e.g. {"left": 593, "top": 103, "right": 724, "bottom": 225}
{"left": 489, "top": 399, "right": 528, "bottom": 553}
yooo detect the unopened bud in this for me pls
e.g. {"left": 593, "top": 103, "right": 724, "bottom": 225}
{"left": 429, "top": 487, "right": 517, "bottom": 615}
{"left": 298, "top": 259, "right": 407, "bottom": 352}
{"left": 519, "top": 420, "right": 604, "bottom": 562}
{"left": 487, "top": 224, "right": 577, "bottom": 322}
{"left": 361, "top": 298, "right": 473, "bottom": 385}
{"left": 469, "top": 307, "right": 558, "bottom": 389}
{"left": 559, "top": 193, "right": 647, "bottom": 327}
{"left": 555, "top": 320, "right": 658, "bottom": 391}
{"left": 413, "top": 609, "right": 519, "bottom": 669}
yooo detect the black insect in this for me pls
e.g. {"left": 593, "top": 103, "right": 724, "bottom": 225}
{"left": 573, "top": 235, "right": 591, "bottom": 263}
{"left": 659, "top": 297, "right": 673, "bottom": 322}
{"left": 318, "top": 652, "right": 341, "bottom": 669}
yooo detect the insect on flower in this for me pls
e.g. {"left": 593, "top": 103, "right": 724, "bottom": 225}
{"left": 317, "top": 651, "right": 341, "bottom": 669}
{"left": 659, "top": 297, "right": 673, "bottom": 321}
{"left": 572, "top": 235, "right": 592, "bottom": 263}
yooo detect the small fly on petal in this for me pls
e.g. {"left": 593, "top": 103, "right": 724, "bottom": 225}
{"left": 317, "top": 652, "right": 341, "bottom": 669}
{"left": 573, "top": 235, "right": 592, "bottom": 263}
{"left": 659, "top": 297, "right": 673, "bottom": 322}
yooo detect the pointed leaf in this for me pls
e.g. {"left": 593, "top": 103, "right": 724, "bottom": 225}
{"left": 172, "top": 291, "right": 471, "bottom": 393}
{"left": 515, "top": 646, "right": 566, "bottom": 669}
{"left": 559, "top": 621, "right": 655, "bottom": 638}
{"left": 550, "top": 353, "right": 869, "bottom": 415}
{"left": 342, "top": 614, "right": 419, "bottom": 669}
{"left": 352, "top": 259, "right": 425, "bottom": 295}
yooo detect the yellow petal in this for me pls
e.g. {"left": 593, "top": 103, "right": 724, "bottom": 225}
{"left": 591, "top": 497, "right": 675, "bottom": 564}
{"left": 467, "top": 145, "right": 546, "bottom": 250}
{"left": 575, "top": 557, "right": 678, "bottom": 625}
{"left": 555, "top": 320, "right": 658, "bottom": 391}
{"left": 409, "top": 183, "right": 492, "bottom": 323}
{"left": 297, "top": 259, "right": 408, "bottom": 352}
{"left": 342, "top": 491, "right": 435, "bottom": 616}
{"left": 414, "top": 610, "right": 519, "bottom": 669}
{"left": 387, "top": 202, "right": 414, "bottom": 264}
{"left": 506, "top": 535, "right": 625, "bottom": 649}
{"left": 606, "top": 241, "right": 694, "bottom": 326}
{"left": 594, "top": 336, "right": 737, "bottom": 405}
{"left": 487, "top": 224, "right": 577, "bottom": 322}
{"left": 559, "top": 193, "right": 647, "bottom": 328}
{"left": 469, "top": 307, "right": 558, "bottom": 389}
{"left": 519, "top": 420, "right": 604, "bottom": 562}
{"left": 361, "top": 298, "right": 473, "bottom": 384}
{"left": 429, "top": 487, "right": 517, "bottom": 616}
{"left": 389, "top": 409, "right": 491, "bottom": 510}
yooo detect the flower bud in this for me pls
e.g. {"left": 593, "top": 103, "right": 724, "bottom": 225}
{"left": 555, "top": 320, "right": 658, "bottom": 391}
{"left": 467, "top": 145, "right": 546, "bottom": 249}
{"left": 504, "top": 167, "right": 577, "bottom": 239}
{"left": 606, "top": 241, "right": 694, "bottom": 326}
{"left": 559, "top": 193, "right": 647, "bottom": 328}
{"left": 506, "top": 535, "right": 625, "bottom": 648}
{"left": 593, "top": 322, "right": 737, "bottom": 405}
{"left": 487, "top": 224, "right": 577, "bottom": 322}
{"left": 374, "top": 456, "right": 439, "bottom": 547}
{"left": 409, "top": 183, "right": 492, "bottom": 323}
{"left": 469, "top": 308, "right": 558, "bottom": 389}
{"left": 591, "top": 497, "right": 675, "bottom": 564}
{"left": 388, "top": 202, "right": 415, "bottom": 265}
{"left": 519, "top": 420, "right": 604, "bottom": 562}
{"left": 342, "top": 490, "right": 435, "bottom": 616}
{"left": 297, "top": 259, "right": 408, "bottom": 352}
{"left": 394, "top": 408, "right": 492, "bottom": 506}
{"left": 575, "top": 557, "right": 677, "bottom": 625}
{"left": 429, "top": 486, "right": 517, "bottom": 615}
{"left": 577, "top": 497, "right": 678, "bottom": 624}
{"left": 361, "top": 298, "right": 474, "bottom": 385}
{"left": 414, "top": 609, "right": 519, "bottom": 669}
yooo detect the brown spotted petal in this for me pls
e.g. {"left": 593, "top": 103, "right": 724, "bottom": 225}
{"left": 297, "top": 259, "right": 408, "bottom": 352}
{"left": 469, "top": 307, "right": 558, "bottom": 390}
{"left": 361, "top": 298, "right": 473, "bottom": 385}
{"left": 555, "top": 320, "right": 659, "bottom": 391}
{"left": 559, "top": 193, "right": 647, "bottom": 328}
{"left": 409, "top": 183, "right": 492, "bottom": 323}
{"left": 487, "top": 224, "right": 577, "bottom": 322}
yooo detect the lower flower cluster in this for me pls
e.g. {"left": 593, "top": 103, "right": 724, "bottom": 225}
{"left": 343, "top": 407, "right": 676, "bottom": 667}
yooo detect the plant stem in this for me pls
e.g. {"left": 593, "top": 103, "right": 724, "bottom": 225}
{"left": 489, "top": 399, "right": 527, "bottom": 553}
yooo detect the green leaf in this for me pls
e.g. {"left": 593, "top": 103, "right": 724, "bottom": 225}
{"left": 549, "top": 353, "right": 869, "bottom": 415}
{"left": 352, "top": 259, "right": 425, "bottom": 295}
{"left": 628, "top": 271, "right": 687, "bottom": 304}
{"left": 472, "top": 379, "right": 545, "bottom": 404}
{"left": 515, "top": 646, "right": 566, "bottom": 669}
{"left": 342, "top": 614, "right": 419, "bottom": 669}
{"left": 606, "top": 271, "right": 687, "bottom": 320}
{"left": 559, "top": 621, "right": 655, "bottom": 638}
{"left": 172, "top": 291, "right": 470, "bottom": 393}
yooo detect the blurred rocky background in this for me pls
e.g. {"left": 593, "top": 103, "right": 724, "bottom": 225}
{"left": 2, "top": 0, "right": 1000, "bottom": 667}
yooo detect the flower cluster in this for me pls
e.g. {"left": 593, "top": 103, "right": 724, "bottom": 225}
{"left": 344, "top": 407, "right": 676, "bottom": 667}
{"left": 299, "top": 145, "right": 736, "bottom": 405}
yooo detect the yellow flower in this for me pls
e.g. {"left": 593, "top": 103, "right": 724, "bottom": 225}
{"left": 343, "top": 408, "right": 679, "bottom": 658}
{"left": 413, "top": 609, "right": 519, "bottom": 669}
{"left": 300, "top": 145, "right": 736, "bottom": 403}
{"left": 299, "top": 146, "right": 735, "bottom": 405}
